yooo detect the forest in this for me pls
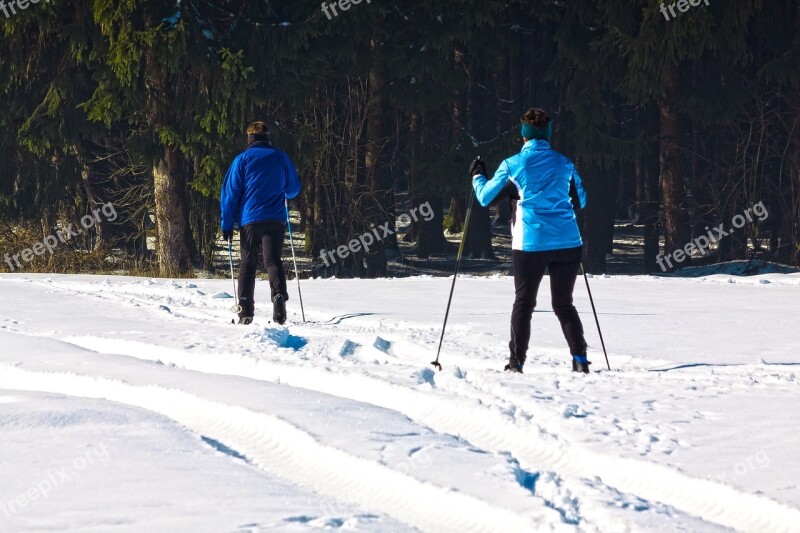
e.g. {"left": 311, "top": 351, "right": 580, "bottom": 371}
{"left": 1, "top": 0, "right": 798, "bottom": 277}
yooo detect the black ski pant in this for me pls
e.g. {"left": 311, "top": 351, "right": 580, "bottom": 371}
{"left": 509, "top": 246, "right": 586, "bottom": 366}
{"left": 238, "top": 220, "right": 288, "bottom": 317}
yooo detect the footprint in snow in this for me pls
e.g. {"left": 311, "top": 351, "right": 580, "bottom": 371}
{"left": 339, "top": 339, "right": 359, "bottom": 357}
{"left": 373, "top": 336, "right": 392, "bottom": 354}
{"left": 563, "top": 404, "right": 588, "bottom": 418}
{"left": 414, "top": 368, "right": 436, "bottom": 386}
{"left": 247, "top": 327, "right": 308, "bottom": 350}
{"left": 211, "top": 291, "right": 233, "bottom": 299}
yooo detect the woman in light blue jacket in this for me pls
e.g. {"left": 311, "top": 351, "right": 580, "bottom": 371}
{"left": 472, "top": 108, "right": 590, "bottom": 373}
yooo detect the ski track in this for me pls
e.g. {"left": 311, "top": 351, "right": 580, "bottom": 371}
{"left": 32, "top": 332, "right": 800, "bottom": 533}
{"left": 0, "top": 364, "right": 551, "bottom": 533}
{"left": 3, "top": 276, "right": 800, "bottom": 532}
{"left": 1, "top": 332, "right": 719, "bottom": 533}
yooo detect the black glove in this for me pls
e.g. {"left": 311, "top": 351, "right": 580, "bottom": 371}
{"left": 470, "top": 156, "right": 486, "bottom": 177}
{"left": 222, "top": 230, "right": 233, "bottom": 243}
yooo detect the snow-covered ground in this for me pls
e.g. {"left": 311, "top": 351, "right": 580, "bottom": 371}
{"left": 1, "top": 272, "right": 799, "bottom": 532}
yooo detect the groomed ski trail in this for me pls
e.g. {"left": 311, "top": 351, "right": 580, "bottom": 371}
{"left": 2, "top": 274, "right": 799, "bottom": 532}
{"left": 0, "top": 363, "right": 554, "bottom": 533}
{"left": 53, "top": 334, "right": 800, "bottom": 533}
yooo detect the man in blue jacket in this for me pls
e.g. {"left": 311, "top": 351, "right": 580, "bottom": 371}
{"left": 471, "top": 108, "right": 591, "bottom": 373}
{"left": 220, "top": 121, "right": 301, "bottom": 325}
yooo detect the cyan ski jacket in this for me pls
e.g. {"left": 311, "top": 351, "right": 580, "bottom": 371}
{"left": 472, "top": 140, "right": 586, "bottom": 252}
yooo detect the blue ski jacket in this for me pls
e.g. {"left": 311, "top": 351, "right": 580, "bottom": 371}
{"left": 220, "top": 142, "right": 301, "bottom": 232}
{"left": 472, "top": 140, "right": 587, "bottom": 252}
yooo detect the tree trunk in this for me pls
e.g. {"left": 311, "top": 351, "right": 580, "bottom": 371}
{"left": 508, "top": 0, "right": 525, "bottom": 123}
{"left": 153, "top": 146, "right": 192, "bottom": 277}
{"left": 73, "top": 142, "right": 111, "bottom": 252}
{"left": 145, "top": 42, "right": 192, "bottom": 277}
{"left": 188, "top": 188, "right": 216, "bottom": 270}
{"left": 415, "top": 196, "right": 448, "bottom": 258}
{"left": 643, "top": 105, "right": 661, "bottom": 273}
{"left": 582, "top": 164, "right": 611, "bottom": 273}
{"left": 404, "top": 114, "right": 420, "bottom": 245}
{"left": 464, "top": 190, "right": 495, "bottom": 259}
{"left": 492, "top": 196, "right": 511, "bottom": 227}
{"left": 447, "top": 196, "right": 464, "bottom": 233}
{"left": 409, "top": 112, "right": 448, "bottom": 257}
{"left": 659, "top": 66, "right": 690, "bottom": 259}
{"left": 80, "top": 169, "right": 106, "bottom": 253}
{"left": 453, "top": 48, "right": 494, "bottom": 260}
{"left": 364, "top": 40, "right": 388, "bottom": 277}
{"left": 605, "top": 164, "right": 620, "bottom": 255}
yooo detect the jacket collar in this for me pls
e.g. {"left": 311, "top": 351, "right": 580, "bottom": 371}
{"left": 522, "top": 139, "right": 551, "bottom": 153}
{"left": 247, "top": 141, "right": 272, "bottom": 150}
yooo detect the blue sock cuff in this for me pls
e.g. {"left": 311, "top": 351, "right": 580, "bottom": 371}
{"left": 572, "top": 354, "right": 588, "bottom": 364}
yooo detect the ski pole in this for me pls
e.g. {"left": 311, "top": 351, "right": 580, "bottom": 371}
{"left": 228, "top": 239, "right": 242, "bottom": 315}
{"left": 431, "top": 182, "right": 476, "bottom": 371}
{"left": 286, "top": 199, "right": 306, "bottom": 323}
{"left": 580, "top": 262, "right": 611, "bottom": 370}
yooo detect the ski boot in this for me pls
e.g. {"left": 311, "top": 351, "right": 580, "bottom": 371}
{"left": 272, "top": 294, "right": 287, "bottom": 325}
{"left": 237, "top": 299, "right": 254, "bottom": 325}
{"left": 504, "top": 358, "right": 524, "bottom": 374}
{"left": 572, "top": 354, "right": 591, "bottom": 374}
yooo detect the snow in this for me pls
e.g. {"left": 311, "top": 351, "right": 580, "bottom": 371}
{"left": 1, "top": 273, "right": 799, "bottom": 532}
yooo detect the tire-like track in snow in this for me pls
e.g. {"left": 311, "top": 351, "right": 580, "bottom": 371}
{"left": 0, "top": 363, "right": 551, "bottom": 533}
{"left": 56, "top": 334, "right": 800, "bottom": 533}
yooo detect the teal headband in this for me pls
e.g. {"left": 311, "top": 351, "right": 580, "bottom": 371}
{"left": 521, "top": 122, "right": 552, "bottom": 140}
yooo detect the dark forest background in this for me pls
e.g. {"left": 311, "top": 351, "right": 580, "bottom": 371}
{"left": 1, "top": 0, "right": 799, "bottom": 277}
